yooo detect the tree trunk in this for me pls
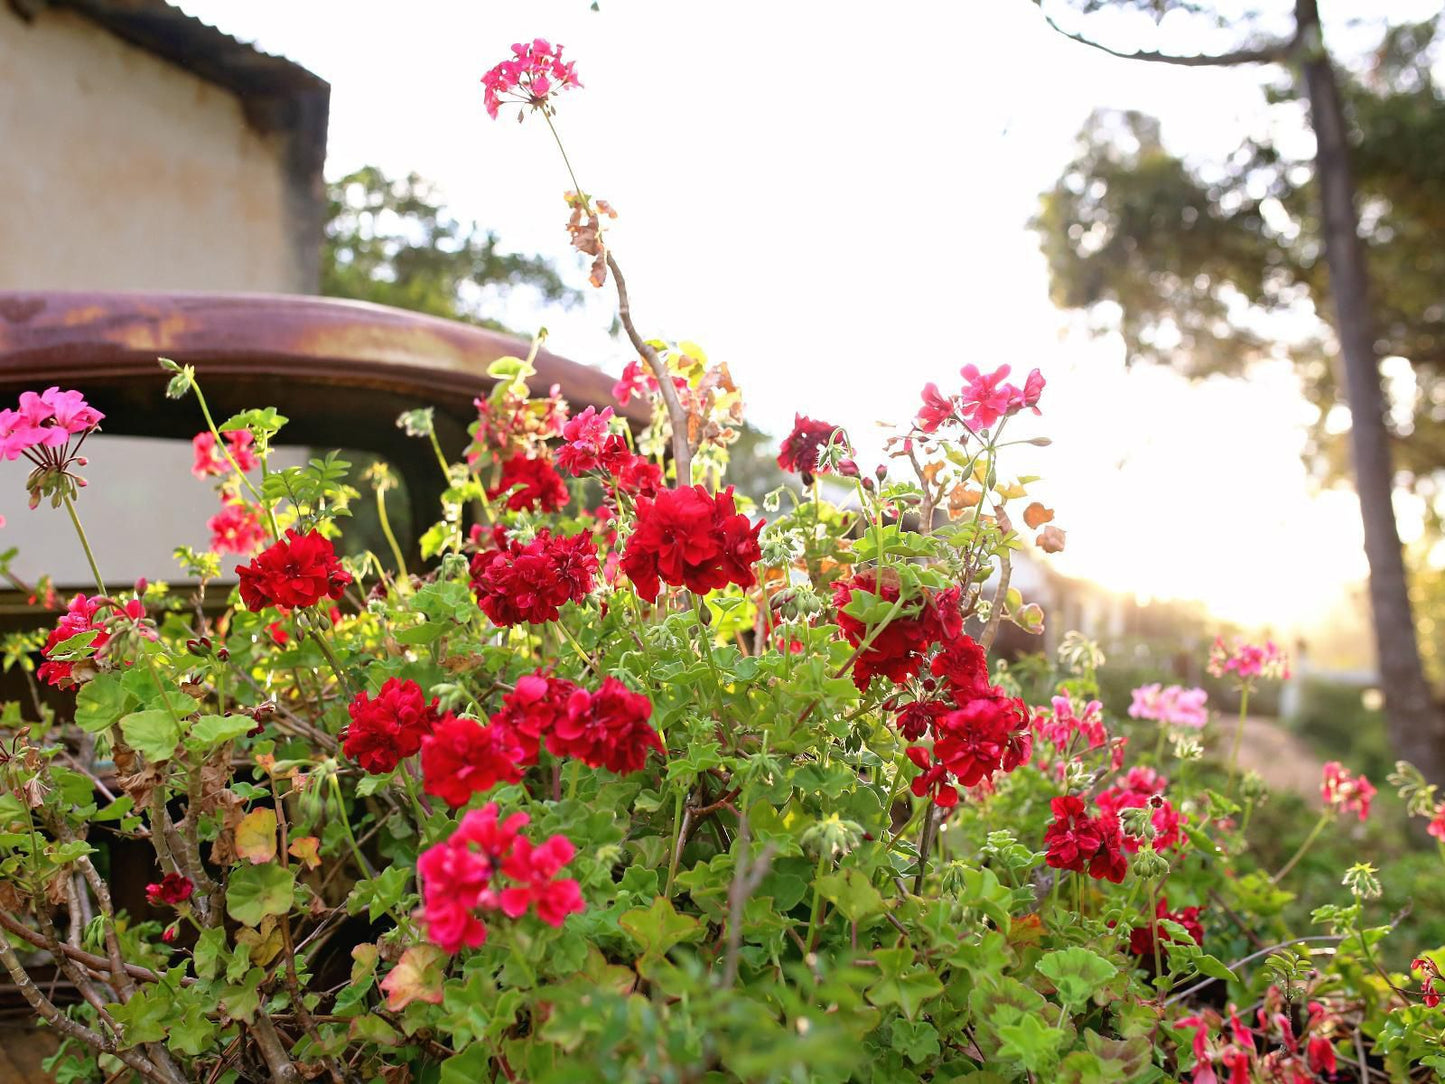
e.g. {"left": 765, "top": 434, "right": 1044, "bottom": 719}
{"left": 1297, "top": 0, "right": 1445, "bottom": 783}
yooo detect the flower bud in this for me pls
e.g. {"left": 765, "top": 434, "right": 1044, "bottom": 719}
{"left": 801, "top": 814, "right": 864, "bottom": 860}
{"left": 1132, "top": 846, "right": 1170, "bottom": 880}
{"left": 1240, "top": 771, "right": 1268, "bottom": 802}
{"left": 875, "top": 465, "right": 888, "bottom": 482}
{"left": 1342, "top": 862, "right": 1381, "bottom": 900}
{"left": 837, "top": 458, "right": 859, "bottom": 478}
{"left": 216, "top": 647, "right": 230, "bottom": 663}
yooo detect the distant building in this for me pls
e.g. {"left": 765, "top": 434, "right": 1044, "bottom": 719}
{"left": 0, "top": 0, "right": 329, "bottom": 586}
{"left": 1, "top": 0, "right": 329, "bottom": 294}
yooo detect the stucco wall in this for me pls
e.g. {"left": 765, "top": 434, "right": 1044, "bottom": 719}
{"left": 0, "top": 6, "right": 311, "bottom": 293}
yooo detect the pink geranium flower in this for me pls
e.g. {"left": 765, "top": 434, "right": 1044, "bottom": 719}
{"left": 1128, "top": 683, "right": 1209, "bottom": 728}
{"left": 1320, "top": 761, "right": 1376, "bottom": 822}
{"left": 481, "top": 39, "right": 582, "bottom": 120}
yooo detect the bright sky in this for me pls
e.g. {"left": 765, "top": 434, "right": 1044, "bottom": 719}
{"left": 174, "top": 0, "right": 1439, "bottom": 638}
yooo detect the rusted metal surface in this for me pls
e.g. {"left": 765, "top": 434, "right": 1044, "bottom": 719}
{"left": 0, "top": 290, "right": 641, "bottom": 538}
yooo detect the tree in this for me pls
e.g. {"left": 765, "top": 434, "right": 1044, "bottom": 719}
{"left": 323, "top": 165, "right": 582, "bottom": 327}
{"left": 1032, "top": 1, "right": 1445, "bottom": 783}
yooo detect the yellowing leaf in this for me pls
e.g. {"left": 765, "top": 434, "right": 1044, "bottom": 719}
{"left": 1023, "top": 502, "right": 1054, "bottom": 530}
{"left": 288, "top": 836, "right": 321, "bottom": 870}
{"left": 380, "top": 944, "right": 449, "bottom": 1011}
{"left": 995, "top": 481, "right": 1028, "bottom": 500}
{"left": 234, "top": 808, "right": 277, "bottom": 865}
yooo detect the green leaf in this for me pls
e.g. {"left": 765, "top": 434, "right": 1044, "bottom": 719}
{"left": 1188, "top": 952, "right": 1240, "bottom": 984}
{"left": 119, "top": 709, "right": 181, "bottom": 763}
{"left": 186, "top": 713, "right": 255, "bottom": 751}
{"left": 996, "top": 1014, "right": 1067, "bottom": 1074}
{"left": 866, "top": 947, "right": 944, "bottom": 1020}
{"left": 74, "top": 673, "right": 133, "bottom": 733}
{"left": 193, "top": 927, "right": 228, "bottom": 981}
{"left": 890, "top": 1018, "right": 941, "bottom": 1064}
{"left": 618, "top": 897, "right": 703, "bottom": 960}
{"left": 815, "top": 869, "right": 885, "bottom": 922}
{"left": 226, "top": 864, "right": 295, "bottom": 926}
{"left": 1037, "top": 947, "right": 1116, "bottom": 1009}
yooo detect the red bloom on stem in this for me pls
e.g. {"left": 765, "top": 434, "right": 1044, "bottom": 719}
{"left": 487, "top": 453, "right": 570, "bottom": 513}
{"left": 555, "top": 406, "right": 613, "bottom": 474}
{"left": 776, "top": 414, "right": 847, "bottom": 485}
{"left": 1320, "top": 761, "right": 1376, "bottom": 822}
{"left": 145, "top": 872, "right": 194, "bottom": 907}
{"left": 192, "top": 430, "right": 259, "bottom": 478}
{"left": 834, "top": 573, "right": 950, "bottom": 692}
{"left": 610, "top": 445, "right": 663, "bottom": 498}
{"left": 235, "top": 529, "right": 351, "bottom": 612}
{"left": 932, "top": 695, "right": 1032, "bottom": 788}
{"left": 420, "top": 715, "right": 525, "bottom": 809}
{"left": 915, "top": 383, "right": 957, "bottom": 433}
{"left": 490, "top": 671, "right": 580, "bottom": 764}
{"left": 1129, "top": 897, "right": 1203, "bottom": 957}
{"left": 1044, "top": 795, "right": 1128, "bottom": 883}
{"left": 619, "top": 486, "right": 762, "bottom": 602}
{"left": 469, "top": 529, "right": 598, "bottom": 626}
{"left": 416, "top": 803, "right": 583, "bottom": 953}
{"left": 37, "top": 594, "right": 110, "bottom": 688}
{"left": 480, "top": 38, "right": 581, "bottom": 120}
{"left": 343, "top": 678, "right": 443, "bottom": 774}
{"left": 548, "top": 677, "right": 663, "bottom": 774}
{"left": 906, "top": 745, "right": 958, "bottom": 808}
{"left": 1429, "top": 802, "right": 1445, "bottom": 841}
{"left": 1414, "top": 956, "right": 1441, "bottom": 1008}
{"left": 208, "top": 500, "right": 267, "bottom": 555}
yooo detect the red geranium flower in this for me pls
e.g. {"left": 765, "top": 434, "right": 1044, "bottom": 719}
{"left": 932, "top": 694, "right": 1032, "bottom": 787}
{"left": 487, "top": 452, "right": 570, "bottom": 513}
{"left": 619, "top": 485, "right": 762, "bottom": 602}
{"left": 469, "top": 528, "right": 598, "bottom": 627}
{"left": 1044, "top": 795, "right": 1127, "bottom": 882}
{"left": 776, "top": 414, "right": 847, "bottom": 485}
{"left": 37, "top": 594, "right": 109, "bottom": 688}
{"left": 235, "top": 529, "right": 352, "bottom": 612}
{"left": 420, "top": 715, "right": 525, "bottom": 809}
{"left": 145, "top": 872, "right": 194, "bottom": 907}
{"left": 490, "top": 671, "right": 581, "bottom": 765}
{"left": 343, "top": 678, "right": 443, "bottom": 774}
{"left": 1129, "top": 897, "right": 1203, "bottom": 957}
{"left": 192, "top": 429, "right": 259, "bottom": 478}
{"left": 548, "top": 676, "right": 664, "bottom": 775}
{"left": 833, "top": 573, "right": 945, "bottom": 691}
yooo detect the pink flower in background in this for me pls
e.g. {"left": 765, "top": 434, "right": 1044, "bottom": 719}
{"left": 1207, "top": 637, "right": 1289, "bottom": 682}
{"left": 1129, "top": 683, "right": 1209, "bottom": 728}
{"left": 208, "top": 501, "right": 267, "bottom": 555}
{"left": 555, "top": 405, "right": 614, "bottom": 474}
{"left": 1321, "top": 761, "right": 1376, "bottom": 822}
{"left": 192, "top": 430, "right": 260, "bottom": 479}
{"left": 0, "top": 388, "right": 103, "bottom": 460}
{"left": 1038, "top": 692, "right": 1107, "bottom": 750}
{"left": 1428, "top": 802, "right": 1445, "bottom": 841}
{"left": 481, "top": 39, "right": 581, "bottom": 120}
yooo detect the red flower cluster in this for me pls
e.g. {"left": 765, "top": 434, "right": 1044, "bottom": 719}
{"left": 37, "top": 594, "right": 110, "bottom": 688}
{"left": 421, "top": 715, "right": 525, "bottom": 808}
{"left": 145, "top": 873, "right": 194, "bottom": 907}
{"left": 776, "top": 414, "right": 848, "bottom": 485}
{"left": 208, "top": 500, "right": 267, "bottom": 555}
{"left": 191, "top": 429, "right": 259, "bottom": 478}
{"left": 1129, "top": 896, "right": 1202, "bottom": 958}
{"left": 1098, "top": 767, "right": 1184, "bottom": 853}
{"left": 833, "top": 573, "right": 950, "bottom": 692}
{"left": 1320, "top": 761, "right": 1376, "bottom": 822}
{"left": 619, "top": 486, "right": 762, "bottom": 602}
{"left": 1414, "top": 955, "right": 1441, "bottom": 1008}
{"left": 235, "top": 529, "right": 352, "bottom": 613}
{"left": 555, "top": 406, "right": 613, "bottom": 474}
{"left": 612, "top": 359, "right": 686, "bottom": 407}
{"left": 481, "top": 38, "right": 581, "bottom": 120}
{"left": 416, "top": 803, "right": 583, "bottom": 953}
{"left": 489, "top": 670, "right": 664, "bottom": 775}
{"left": 548, "top": 676, "right": 663, "bottom": 774}
{"left": 343, "top": 678, "right": 444, "bottom": 774}
{"left": 1043, "top": 795, "right": 1128, "bottom": 883}
{"left": 907, "top": 696, "right": 1032, "bottom": 808}
{"left": 469, "top": 528, "right": 598, "bottom": 626}
{"left": 487, "top": 453, "right": 570, "bottom": 513}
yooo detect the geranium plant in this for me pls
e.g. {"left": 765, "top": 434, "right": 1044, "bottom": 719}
{"left": 0, "top": 38, "right": 1440, "bottom": 1084}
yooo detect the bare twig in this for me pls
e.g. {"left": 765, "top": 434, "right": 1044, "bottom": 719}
{"left": 978, "top": 549, "right": 1012, "bottom": 654}
{"left": 606, "top": 252, "right": 692, "bottom": 487}
{"left": 720, "top": 811, "right": 777, "bottom": 988}
{"left": 1035, "top": 7, "right": 1299, "bottom": 68}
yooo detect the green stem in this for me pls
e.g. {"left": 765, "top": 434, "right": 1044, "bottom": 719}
{"left": 193, "top": 383, "right": 279, "bottom": 538}
{"left": 374, "top": 485, "right": 409, "bottom": 585}
{"left": 426, "top": 430, "right": 452, "bottom": 483}
{"left": 311, "top": 629, "right": 354, "bottom": 696}
{"left": 1227, "top": 686, "right": 1250, "bottom": 792}
{"left": 328, "top": 774, "right": 375, "bottom": 879}
{"left": 543, "top": 113, "right": 587, "bottom": 208}
{"left": 61, "top": 494, "right": 105, "bottom": 597}
{"left": 565, "top": 760, "right": 581, "bottom": 803}
{"left": 1152, "top": 724, "right": 1169, "bottom": 767}
{"left": 880, "top": 747, "right": 910, "bottom": 837}
{"left": 664, "top": 790, "right": 685, "bottom": 898}
{"left": 1146, "top": 877, "right": 1164, "bottom": 985}
{"left": 1271, "top": 810, "right": 1332, "bottom": 883}
{"left": 804, "top": 851, "right": 831, "bottom": 950}
{"left": 397, "top": 761, "right": 433, "bottom": 824}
